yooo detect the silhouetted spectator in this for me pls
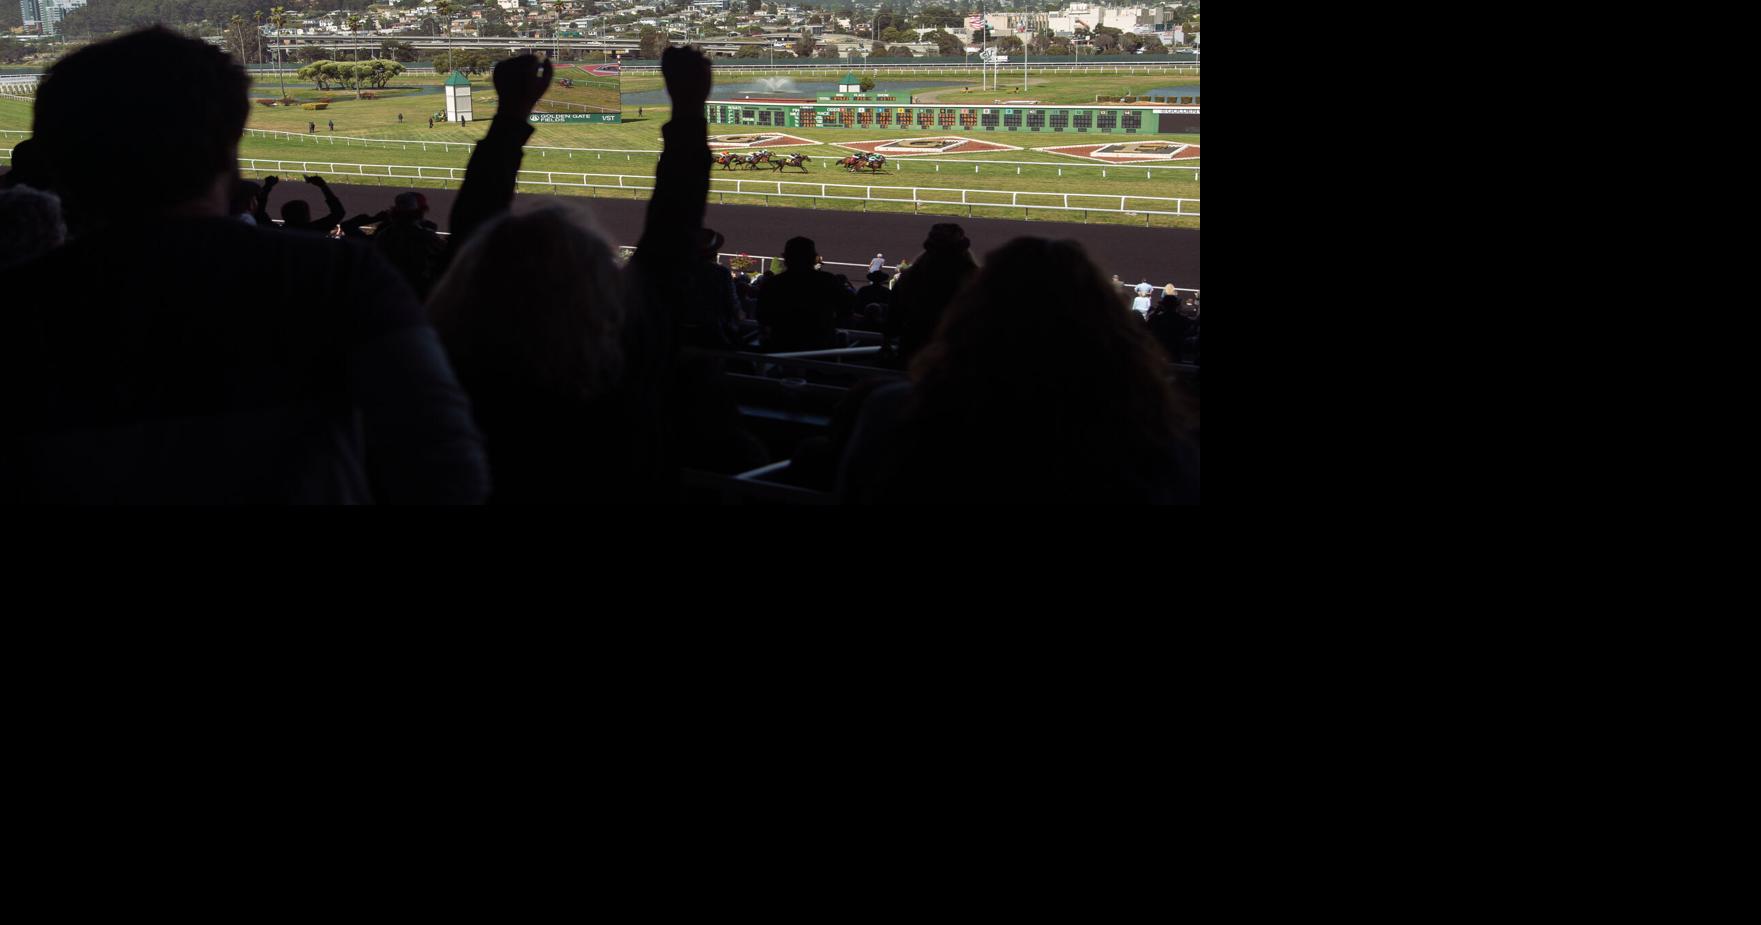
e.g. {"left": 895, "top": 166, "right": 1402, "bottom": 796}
{"left": 755, "top": 236, "right": 851, "bottom": 352}
{"left": 430, "top": 205, "right": 651, "bottom": 502}
{"left": 2, "top": 27, "right": 488, "bottom": 503}
{"left": 1146, "top": 285, "right": 1190, "bottom": 363}
{"left": 1183, "top": 292, "right": 1200, "bottom": 365}
{"left": 249, "top": 174, "right": 278, "bottom": 225}
{"left": 886, "top": 222, "right": 977, "bottom": 364}
{"left": 277, "top": 175, "right": 345, "bottom": 234}
{"left": 430, "top": 49, "right": 754, "bottom": 498}
{"left": 373, "top": 191, "right": 446, "bottom": 297}
{"left": 230, "top": 178, "right": 262, "bottom": 225}
{"left": 0, "top": 185, "right": 64, "bottom": 271}
{"left": 839, "top": 237, "right": 1199, "bottom": 504}
{"left": 787, "top": 378, "right": 892, "bottom": 492}
{"left": 675, "top": 227, "right": 742, "bottom": 349}
{"left": 850, "top": 269, "right": 892, "bottom": 331}
{"left": 0, "top": 138, "right": 50, "bottom": 190}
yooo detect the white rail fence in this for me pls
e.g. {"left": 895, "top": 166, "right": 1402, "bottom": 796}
{"left": 627, "top": 63, "right": 1200, "bottom": 75}
{"left": 230, "top": 157, "right": 1199, "bottom": 219}
{"left": 237, "top": 127, "right": 1199, "bottom": 177}
{"left": 1, "top": 148, "right": 1199, "bottom": 286}
{"left": 0, "top": 150, "right": 1199, "bottom": 217}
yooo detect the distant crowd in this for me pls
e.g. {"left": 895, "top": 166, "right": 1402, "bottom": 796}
{"left": 0, "top": 29, "right": 1198, "bottom": 504}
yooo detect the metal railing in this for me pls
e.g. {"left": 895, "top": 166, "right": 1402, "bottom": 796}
{"left": 233, "top": 157, "right": 1200, "bottom": 218}
{"left": 626, "top": 63, "right": 1200, "bottom": 74}
{"left": 240, "top": 128, "right": 1199, "bottom": 176}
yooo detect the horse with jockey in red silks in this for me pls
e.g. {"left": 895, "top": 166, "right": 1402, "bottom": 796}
{"left": 837, "top": 152, "right": 886, "bottom": 172}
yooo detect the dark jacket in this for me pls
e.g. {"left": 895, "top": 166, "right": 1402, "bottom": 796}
{"left": 0, "top": 218, "right": 488, "bottom": 503}
{"left": 373, "top": 217, "right": 447, "bottom": 299}
{"left": 886, "top": 252, "right": 976, "bottom": 363}
{"left": 1147, "top": 295, "right": 1191, "bottom": 362}
{"left": 755, "top": 268, "right": 852, "bottom": 352}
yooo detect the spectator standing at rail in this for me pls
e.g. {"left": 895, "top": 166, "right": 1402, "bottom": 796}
{"left": 850, "top": 269, "right": 892, "bottom": 332}
{"left": 1146, "top": 285, "right": 1190, "bottom": 363}
{"left": 372, "top": 191, "right": 446, "bottom": 297}
{"left": 869, "top": 252, "right": 884, "bottom": 274}
{"left": 230, "top": 178, "right": 262, "bottom": 225}
{"left": 3, "top": 27, "right": 488, "bottom": 503}
{"left": 756, "top": 236, "right": 851, "bottom": 352}
{"left": 275, "top": 175, "right": 347, "bottom": 235}
{"left": 1132, "top": 280, "right": 1154, "bottom": 317}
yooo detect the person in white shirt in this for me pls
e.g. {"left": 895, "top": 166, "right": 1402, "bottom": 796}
{"left": 870, "top": 253, "right": 885, "bottom": 274}
{"left": 1131, "top": 280, "right": 1154, "bottom": 317}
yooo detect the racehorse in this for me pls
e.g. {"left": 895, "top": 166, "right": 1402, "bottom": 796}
{"left": 715, "top": 151, "right": 744, "bottom": 169}
{"left": 745, "top": 149, "right": 775, "bottom": 168}
{"left": 772, "top": 153, "right": 811, "bottom": 172}
{"left": 838, "top": 153, "right": 887, "bottom": 173}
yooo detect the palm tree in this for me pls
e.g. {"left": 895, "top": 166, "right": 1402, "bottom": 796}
{"left": 554, "top": 1, "right": 567, "bottom": 61}
{"left": 436, "top": 0, "right": 455, "bottom": 72}
{"left": 347, "top": 16, "right": 363, "bottom": 62}
{"left": 270, "top": 7, "right": 289, "bottom": 101}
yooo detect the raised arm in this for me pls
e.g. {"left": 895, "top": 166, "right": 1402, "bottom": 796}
{"left": 446, "top": 55, "right": 552, "bottom": 261}
{"left": 253, "top": 175, "right": 278, "bottom": 226}
{"left": 632, "top": 47, "right": 711, "bottom": 280}
{"left": 305, "top": 175, "right": 346, "bottom": 233}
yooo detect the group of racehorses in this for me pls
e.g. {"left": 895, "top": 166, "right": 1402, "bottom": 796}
{"left": 714, "top": 149, "right": 811, "bottom": 172}
{"left": 710, "top": 149, "right": 888, "bottom": 173}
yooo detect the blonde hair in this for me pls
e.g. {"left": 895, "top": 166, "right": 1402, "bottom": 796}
{"left": 429, "top": 204, "right": 626, "bottom": 401}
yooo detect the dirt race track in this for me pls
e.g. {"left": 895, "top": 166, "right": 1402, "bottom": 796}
{"left": 315, "top": 182, "right": 1202, "bottom": 287}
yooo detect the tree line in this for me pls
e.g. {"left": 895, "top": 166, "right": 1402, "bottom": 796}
{"left": 294, "top": 58, "right": 404, "bottom": 92}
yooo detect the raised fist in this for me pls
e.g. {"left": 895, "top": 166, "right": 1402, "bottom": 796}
{"left": 661, "top": 45, "right": 711, "bottom": 110}
{"left": 492, "top": 54, "right": 554, "bottom": 119}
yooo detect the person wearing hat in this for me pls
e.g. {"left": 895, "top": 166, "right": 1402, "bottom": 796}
{"left": 886, "top": 222, "right": 977, "bottom": 365}
{"left": 371, "top": 190, "right": 446, "bottom": 298}
{"left": 676, "top": 227, "right": 746, "bottom": 348}
{"left": 1146, "top": 284, "right": 1190, "bottom": 362}
{"left": 852, "top": 268, "right": 893, "bottom": 332}
{"left": 869, "top": 252, "right": 885, "bottom": 274}
{"left": 755, "top": 235, "right": 853, "bottom": 352}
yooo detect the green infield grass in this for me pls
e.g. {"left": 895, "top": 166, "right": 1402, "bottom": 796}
{"left": 0, "top": 70, "right": 1200, "bottom": 228}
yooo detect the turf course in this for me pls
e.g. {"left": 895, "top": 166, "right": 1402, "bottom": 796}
{"left": 0, "top": 70, "right": 1201, "bottom": 228}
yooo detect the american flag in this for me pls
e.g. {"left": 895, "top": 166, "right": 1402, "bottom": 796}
{"left": 967, "top": 13, "right": 984, "bottom": 30}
